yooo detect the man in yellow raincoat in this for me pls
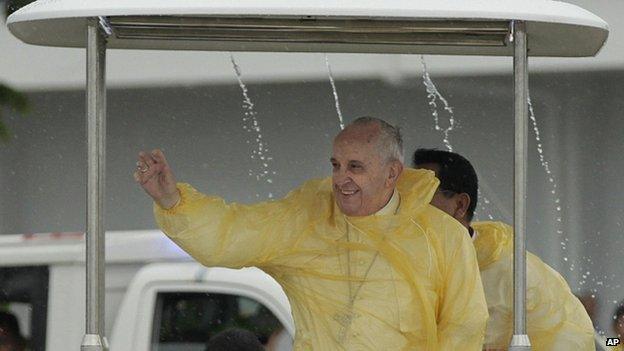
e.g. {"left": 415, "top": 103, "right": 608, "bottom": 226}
{"left": 134, "top": 117, "right": 488, "bottom": 350}
{"left": 413, "top": 148, "right": 595, "bottom": 351}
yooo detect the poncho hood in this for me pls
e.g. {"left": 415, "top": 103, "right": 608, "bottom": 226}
{"left": 472, "top": 221, "right": 513, "bottom": 269}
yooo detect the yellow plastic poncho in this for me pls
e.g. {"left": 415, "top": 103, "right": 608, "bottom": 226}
{"left": 472, "top": 221, "right": 595, "bottom": 350}
{"left": 155, "top": 168, "right": 488, "bottom": 350}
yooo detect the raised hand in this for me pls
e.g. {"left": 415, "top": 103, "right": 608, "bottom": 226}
{"left": 133, "top": 149, "right": 180, "bottom": 209}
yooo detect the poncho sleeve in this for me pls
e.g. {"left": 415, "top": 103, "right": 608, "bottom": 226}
{"left": 154, "top": 181, "right": 319, "bottom": 269}
{"left": 525, "top": 252, "right": 596, "bottom": 351}
{"left": 437, "top": 226, "right": 489, "bottom": 350}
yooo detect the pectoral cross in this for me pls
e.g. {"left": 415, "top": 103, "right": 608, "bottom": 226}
{"left": 333, "top": 309, "right": 358, "bottom": 342}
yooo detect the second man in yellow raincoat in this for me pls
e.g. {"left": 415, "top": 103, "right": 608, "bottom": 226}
{"left": 414, "top": 148, "right": 595, "bottom": 351}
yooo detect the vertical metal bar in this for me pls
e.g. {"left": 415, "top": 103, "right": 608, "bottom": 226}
{"left": 509, "top": 20, "right": 531, "bottom": 351}
{"left": 81, "top": 17, "right": 107, "bottom": 351}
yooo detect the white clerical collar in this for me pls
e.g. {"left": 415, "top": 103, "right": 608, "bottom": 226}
{"left": 375, "top": 189, "right": 400, "bottom": 216}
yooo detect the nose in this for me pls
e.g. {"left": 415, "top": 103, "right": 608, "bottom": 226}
{"left": 335, "top": 176, "right": 355, "bottom": 189}
{"left": 333, "top": 170, "right": 351, "bottom": 188}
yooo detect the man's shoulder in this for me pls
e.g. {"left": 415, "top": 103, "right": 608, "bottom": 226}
{"left": 472, "top": 221, "right": 513, "bottom": 269}
{"left": 420, "top": 205, "right": 468, "bottom": 234}
{"left": 285, "top": 177, "right": 332, "bottom": 200}
{"left": 526, "top": 251, "right": 571, "bottom": 291}
{"left": 411, "top": 205, "right": 471, "bottom": 249}
{"left": 472, "top": 222, "right": 572, "bottom": 292}
{"left": 278, "top": 177, "right": 334, "bottom": 219}
{"left": 397, "top": 168, "right": 438, "bottom": 213}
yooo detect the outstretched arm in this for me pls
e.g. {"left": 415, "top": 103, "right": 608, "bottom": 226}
{"left": 134, "top": 149, "right": 312, "bottom": 269}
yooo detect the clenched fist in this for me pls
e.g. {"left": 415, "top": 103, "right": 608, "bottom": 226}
{"left": 134, "top": 149, "right": 180, "bottom": 209}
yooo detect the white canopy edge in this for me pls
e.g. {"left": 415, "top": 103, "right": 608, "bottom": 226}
{"left": 7, "top": 0, "right": 609, "bottom": 57}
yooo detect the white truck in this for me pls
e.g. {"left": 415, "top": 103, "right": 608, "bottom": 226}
{"left": 0, "top": 230, "right": 295, "bottom": 351}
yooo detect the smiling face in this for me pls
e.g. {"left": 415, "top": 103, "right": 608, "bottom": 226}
{"left": 331, "top": 123, "right": 401, "bottom": 216}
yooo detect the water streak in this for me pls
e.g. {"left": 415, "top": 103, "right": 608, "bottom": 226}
{"left": 527, "top": 97, "right": 567, "bottom": 254}
{"left": 420, "top": 56, "right": 495, "bottom": 220}
{"left": 325, "top": 54, "right": 345, "bottom": 130}
{"left": 477, "top": 189, "right": 495, "bottom": 220}
{"left": 419, "top": 58, "right": 612, "bottom": 331}
{"left": 420, "top": 56, "right": 455, "bottom": 152}
{"left": 230, "top": 54, "right": 277, "bottom": 198}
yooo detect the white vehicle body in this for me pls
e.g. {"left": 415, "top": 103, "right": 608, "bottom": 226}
{"left": 0, "top": 230, "right": 295, "bottom": 351}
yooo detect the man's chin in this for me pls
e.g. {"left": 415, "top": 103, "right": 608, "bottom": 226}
{"left": 336, "top": 201, "right": 359, "bottom": 217}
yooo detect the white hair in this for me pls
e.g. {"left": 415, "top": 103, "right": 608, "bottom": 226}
{"left": 347, "top": 116, "right": 404, "bottom": 164}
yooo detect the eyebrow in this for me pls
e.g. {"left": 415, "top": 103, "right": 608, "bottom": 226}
{"left": 330, "top": 158, "right": 366, "bottom": 165}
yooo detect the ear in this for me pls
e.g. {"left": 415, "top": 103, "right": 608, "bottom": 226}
{"left": 453, "top": 193, "right": 471, "bottom": 220}
{"left": 386, "top": 160, "right": 404, "bottom": 187}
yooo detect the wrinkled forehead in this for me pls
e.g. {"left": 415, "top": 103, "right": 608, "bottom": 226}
{"left": 332, "top": 135, "right": 382, "bottom": 162}
{"left": 334, "top": 124, "right": 381, "bottom": 148}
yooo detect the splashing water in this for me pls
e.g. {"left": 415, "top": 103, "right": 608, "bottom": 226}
{"left": 325, "top": 54, "right": 345, "bottom": 130}
{"left": 419, "top": 58, "right": 614, "bottom": 333}
{"left": 477, "top": 189, "right": 495, "bottom": 220}
{"left": 420, "top": 55, "right": 455, "bottom": 152}
{"left": 230, "top": 54, "right": 277, "bottom": 198}
{"left": 527, "top": 97, "right": 570, "bottom": 260}
{"left": 420, "top": 56, "right": 497, "bottom": 220}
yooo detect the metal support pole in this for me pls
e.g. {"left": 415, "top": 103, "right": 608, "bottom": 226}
{"left": 509, "top": 20, "right": 531, "bottom": 351}
{"left": 81, "top": 17, "right": 108, "bottom": 351}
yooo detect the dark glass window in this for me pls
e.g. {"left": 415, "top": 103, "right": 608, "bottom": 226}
{"left": 0, "top": 266, "right": 49, "bottom": 351}
{"left": 151, "top": 292, "right": 291, "bottom": 351}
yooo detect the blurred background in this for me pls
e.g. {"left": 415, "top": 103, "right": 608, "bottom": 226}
{"left": 0, "top": 0, "right": 622, "bottom": 339}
